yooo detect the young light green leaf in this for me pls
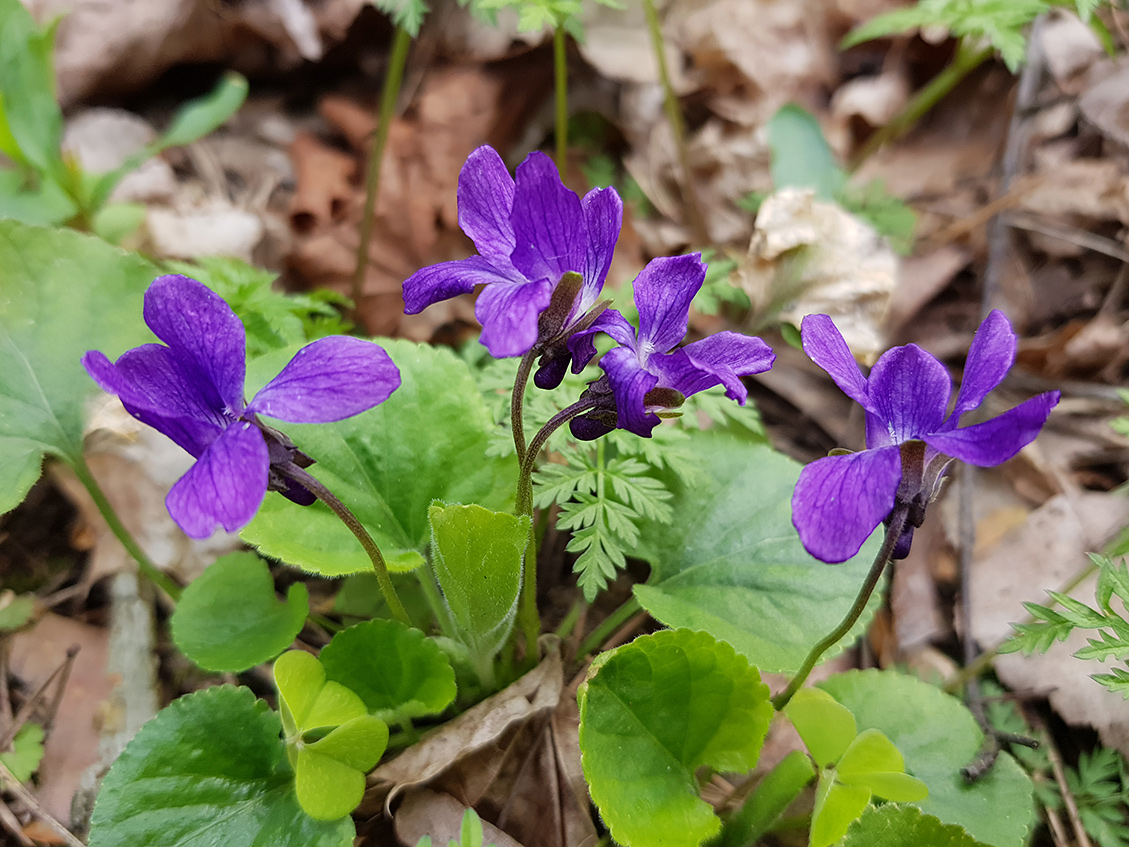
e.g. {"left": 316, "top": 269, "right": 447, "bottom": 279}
{"left": 812, "top": 775, "right": 871, "bottom": 847}
{"left": 841, "top": 804, "right": 993, "bottom": 847}
{"left": 87, "top": 686, "right": 356, "bottom": 846}
{"left": 821, "top": 670, "right": 1034, "bottom": 847}
{"left": 243, "top": 340, "right": 517, "bottom": 576}
{"left": 275, "top": 649, "right": 368, "bottom": 734}
{"left": 0, "top": 723, "right": 44, "bottom": 782}
{"left": 632, "top": 431, "right": 884, "bottom": 673}
{"left": 838, "top": 730, "right": 928, "bottom": 802}
{"left": 0, "top": 0, "right": 63, "bottom": 173}
{"left": 295, "top": 715, "right": 389, "bottom": 820}
{"left": 319, "top": 619, "right": 457, "bottom": 721}
{"left": 428, "top": 502, "right": 529, "bottom": 680}
{"left": 718, "top": 750, "right": 815, "bottom": 846}
{"left": 370, "top": 0, "right": 430, "bottom": 36}
{"left": 171, "top": 552, "right": 309, "bottom": 673}
{"left": 784, "top": 687, "right": 857, "bottom": 768}
{"left": 767, "top": 105, "right": 843, "bottom": 201}
{"left": 578, "top": 629, "right": 773, "bottom": 847}
{"left": 0, "top": 592, "right": 34, "bottom": 631}
{"left": 0, "top": 220, "right": 157, "bottom": 514}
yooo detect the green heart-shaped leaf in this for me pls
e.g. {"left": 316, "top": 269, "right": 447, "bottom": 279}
{"left": 842, "top": 804, "right": 992, "bottom": 847}
{"left": 578, "top": 628, "right": 773, "bottom": 847}
{"left": 785, "top": 687, "right": 857, "bottom": 768}
{"left": 295, "top": 716, "right": 389, "bottom": 821}
{"left": 821, "top": 670, "right": 1034, "bottom": 847}
{"left": 243, "top": 340, "right": 517, "bottom": 576}
{"left": 838, "top": 729, "right": 927, "bottom": 802}
{"left": 319, "top": 619, "right": 456, "bottom": 721}
{"left": 171, "top": 552, "right": 308, "bottom": 672}
{"left": 274, "top": 650, "right": 367, "bottom": 734}
{"left": 632, "top": 432, "right": 883, "bottom": 673}
{"left": 87, "top": 686, "right": 355, "bottom": 846}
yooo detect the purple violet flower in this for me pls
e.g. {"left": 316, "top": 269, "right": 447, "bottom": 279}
{"left": 82, "top": 274, "right": 400, "bottom": 539}
{"left": 791, "top": 310, "right": 1059, "bottom": 564}
{"left": 568, "top": 253, "right": 775, "bottom": 439}
{"left": 401, "top": 145, "right": 622, "bottom": 379}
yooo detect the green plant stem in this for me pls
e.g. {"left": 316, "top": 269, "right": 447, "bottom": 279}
{"left": 942, "top": 556, "right": 1101, "bottom": 695}
{"left": 71, "top": 457, "right": 181, "bottom": 601}
{"left": 772, "top": 507, "right": 908, "bottom": 711}
{"left": 553, "top": 24, "right": 568, "bottom": 177}
{"left": 849, "top": 42, "right": 994, "bottom": 169}
{"left": 514, "top": 398, "right": 600, "bottom": 662}
{"left": 642, "top": 0, "right": 706, "bottom": 244}
{"left": 352, "top": 25, "right": 412, "bottom": 306}
{"left": 576, "top": 595, "right": 642, "bottom": 658}
{"left": 280, "top": 461, "right": 410, "bottom": 626}
{"left": 511, "top": 349, "right": 538, "bottom": 465}
{"left": 554, "top": 598, "right": 585, "bottom": 640}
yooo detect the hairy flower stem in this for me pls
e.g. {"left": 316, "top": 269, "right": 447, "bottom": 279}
{"left": 772, "top": 506, "right": 908, "bottom": 711}
{"left": 280, "top": 461, "right": 410, "bottom": 626}
{"left": 72, "top": 458, "right": 182, "bottom": 602}
{"left": 511, "top": 349, "right": 538, "bottom": 465}
{"left": 849, "top": 42, "right": 993, "bottom": 169}
{"left": 642, "top": 0, "right": 707, "bottom": 245}
{"left": 352, "top": 25, "right": 412, "bottom": 306}
{"left": 576, "top": 595, "right": 642, "bottom": 658}
{"left": 514, "top": 398, "right": 599, "bottom": 662}
{"left": 553, "top": 24, "right": 569, "bottom": 177}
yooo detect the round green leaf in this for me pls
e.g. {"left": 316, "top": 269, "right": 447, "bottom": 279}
{"left": 632, "top": 432, "right": 884, "bottom": 673}
{"left": 0, "top": 220, "right": 157, "bottom": 512}
{"left": 242, "top": 340, "right": 517, "bottom": 576}
{"left": 171, "top": 552, "right": 308, "bottom": 672}
{"left": 578, "top": 629, "right": 773, "bottom": 847}
{"left": 812, "top": 774, "right": 870, "bottom": 847}
{"left": 784, "top": 687, "right": 857, "bottom": 768}
{"left": 320, "top": 619, "right": 456, "bottom": 721}
{"left": 820, "top": 670, "right": 1034, "bottom": 847}
{"left": 296, "top": 750, "right": 365, "bottom": 822}
{"left": 842, "top": 804, "right": 992, "bottom": 847}
{"left": 88, "top": 686, "right": 355, "bottom": 846}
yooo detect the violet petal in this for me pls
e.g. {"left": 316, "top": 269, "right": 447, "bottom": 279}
{"left": 800, "top": 314, "right": 872, "bottom": 410}
{"left": 457, "top": 146, "right": 517, "bottom": 265}
{"left": 475, "top": 278, "right": 555, "bottom": 358}
{"left": 602, "top": 346, "right": 660, "bottom": 436}
{"left": 165, "top": 421, "right": 269, "bottom": 538}
{"left": 568, "top": 309, "right": 636, "bottom": 374}
{"left": 634, "top": 254, "right": 706, "bottom": 354}
{"left": 867, "top": 344, "right": 951, "bottom": 443}
{"left": 247, "top": 337, "right": 400, "bottom": 423}
{"left": 791, "top": 446, "right": 901, "bottom": 563}
{"left": 509, "top": 152, "right": 585, "bottom": 284}
{"left": 143, "top": 275, "right": 246, "bottom": 417}
{"left": 581, "top": 186, "right": 622, "bottom": 301}
{"left": 123, "top": 402, "right": 223, "bottom": 458}
{"left": 670, "top": 331, "right": 776, "bottom": 401}
{"left": 402, "top": 256, "right": 522, "bottom": 315}
{"left": 947, "top": 309, "right": 1016, "bottom": 422}
{"left": 922, "top": 391, "right": 1059, "bottom": 467}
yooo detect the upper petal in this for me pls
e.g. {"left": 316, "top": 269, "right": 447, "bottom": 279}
{"left": 634, "top": 254, "right": 706, "bottom": 354}
{"left": 143, "top": 275, "right": 246, "bottom": 417}
{"left": 457, "top": 146, "right": 517, "bottom": 264}
{"left": 602, "top": 346, "right": 660, "bottom": 436}
{"left": 247, "top": 337, "right": 400, "bottom": 423}
{"left": 580, "top": 185, "right": 623, "bottom": 304}
{"left": 653, "top": 332, "right": 775, "bottom": 401}
{"left": 948, "top": 309, "right": 1016, "bottom": 422}
{"left": 791, "top": 447, "right": 902, "bottom": 564}
{"left": 508, "top": 151, "right": 585, "bottom": 283}
{"left": 867, "top": 344, "right": 951, "bottom": 443}
{"left": 402, "top": 255, "right": 524, "bottom": 314}
{"left": 165, "top": 421, "right": 269, "bottom": 538}
{"left": 800, "top": 314, "right": 872, "bottom": 410}
{"left": 475, "top": 278, "right": 554, "bottom": 358}
{"left": 922, "top": 391, "right": 1058, "bottom": 467}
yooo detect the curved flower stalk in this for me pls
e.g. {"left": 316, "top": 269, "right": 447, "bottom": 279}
{"left": 83, "top": 274, "right": 401, "bottom": 539}
{"left": 567, "top": 253, "right": 776, "bottom": 440}
{"left": 401, "top": 145, "right": 622, "bottom": 381}
{"left": 791, "top": 310, "right": 1060, "bottom": 564}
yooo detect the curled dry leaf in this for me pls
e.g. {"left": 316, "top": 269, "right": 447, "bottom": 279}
{"left": 395, "top": 790, "right": 525, "bottom": 847}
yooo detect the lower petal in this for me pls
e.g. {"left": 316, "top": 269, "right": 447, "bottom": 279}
{"left": 402, "top": 256, "right": 522, "bottom": 314}
{"left": 659, "top": 332, "right": 775, "bottom": 401}
{"left": 166, "top": 422, "right": 269, "bottom": 538}
{"left": 475, "top": 279, "right": 554, "bottom": 358}
{"left": 791, "top": 447, "right": 901, "bottom": 564}
{"left": 602, "top": 347, "right": 659, "bottom": 436}
{"left": 922, "top": 391, "right": 1059, "bottom": 467}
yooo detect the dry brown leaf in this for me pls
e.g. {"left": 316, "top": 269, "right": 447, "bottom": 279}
{"left": 885, "top": 245, "right": 970, "bottom": 331}
{"left": 1040, "top": 11, "right": 1104, "bottom": 87}
{"left": 1080, "top": 63, "right": 1129, "bottom": 148}
{"left": 967, "top": 492, "right": 1129, "bottom": 756}
{"left": 288, "top": 131, "right": 358, "bottom": 234}
{"left": 1016, "top": 157, "right": 1129, "bottom": 224}
{"left": 395, "top": 790, "right": 525, "bottom": 847}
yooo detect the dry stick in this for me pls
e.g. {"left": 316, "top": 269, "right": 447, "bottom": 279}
{"left": 1033, "top": 711, "right": 1095, "bottom": 847}
{"left": 352, "top": 25, "right": 412, "bottom": 306}
{"left": 0, "top": 796, "right": 35, "bottom": 847}
{"left": 0, "top": 758, "right": 85, "bottom": 847}
{"left": 279, "top": 461, "right": 410, "bottom": 626}
{"left": 0, "top": 647, "right": 78, "bottom": 752}
{"left": 956, "top": 17, "right": 1047, "bottom": 780}
{"left": 642, "top": 0, "right": 707, "bottom": 245}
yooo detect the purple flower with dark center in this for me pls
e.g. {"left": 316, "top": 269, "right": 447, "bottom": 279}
{"left": 401, "top": 145, "right": 622, "bottom": 378}
{"left": 568, "top": 253, "right": 775, "bottom": 439}
{"left": 791, "top": 310, "right": 1059, "bottom": 564}
{"left": 82, "top": 274, "right": 400, "bottom": 539}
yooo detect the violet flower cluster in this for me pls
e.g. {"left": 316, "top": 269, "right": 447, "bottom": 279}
{"left": 83, "top": 275, "right": 399, "bottom": 539}
{"left": 791, "top": 311, "right": 1059, "bottom": 564}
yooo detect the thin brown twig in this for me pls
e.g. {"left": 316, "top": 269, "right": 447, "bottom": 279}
{"left": 0, "top": 647, "right": 77, "bottom": 752}
{"left": 0, "top": 796, "right": 35, "bottom": 847}
{"left": 0, "top": 758, "right": 86, "bottom": 847}
{"left": 1037, "top": 715, "right": 1094, "bottom": 847}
